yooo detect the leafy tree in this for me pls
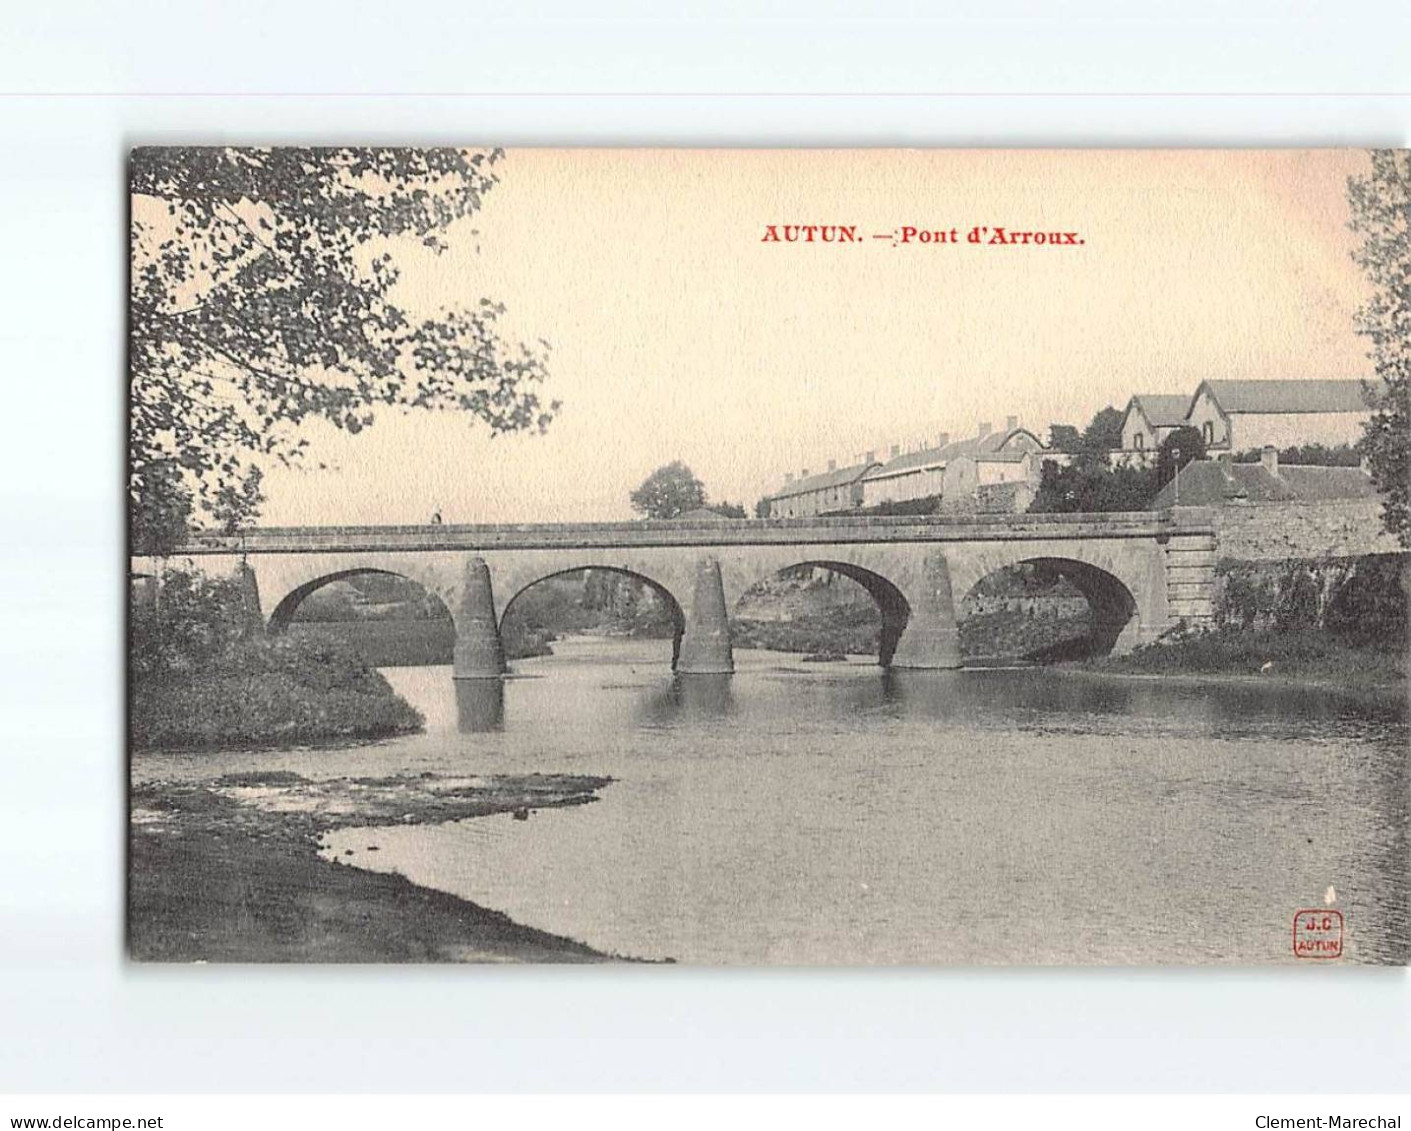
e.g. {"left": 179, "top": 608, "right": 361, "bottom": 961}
{"left": 1046, "top": 408, "right": 1123, "bottom": 460}
{"left": 129, "top": 568, "right": 251, "bottom": 683}
{"left": 1231, "top": 442, "right": 1362, "bottom": 467}
{"left": 1031, "top": 405, "right": 1159, "bottom": 512}
{"left": 630, "top": 461, "right": 707, "bottom": 519}
{"left": 1080, "top": 406, "right": 1126, "bottom": 453}
{"left": 1029, "top": 458, "right": 1158, "bottom": 513}
{"left": 1348, "top": 150, "right": 1410, "bottom": 546}
{"left": 713, "top": 501, "right": 748, "bottom": 519}
{"left": 1156, "top": 425, "right": 1206, "bottom": 488}
{"left": 754, "top": 497, "right": 772, "bottom": 519}
{"left": 130, "top": 459, "right": 194, "bottom": 556}
{"left": 1048, "top": 424, "right": 1083, "bottom": 454}
{"left": 130, "top": 147, "right": 557, "bottom": 535}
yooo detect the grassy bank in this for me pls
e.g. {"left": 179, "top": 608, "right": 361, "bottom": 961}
{"left": 129, "top": 770, "right": 624, "bottom": 963}
{"left": 1086, "top": 628, "right": 1407, "bottom": 697}
{"left": 131, "top": 634, "right": 424, "bottom": 751}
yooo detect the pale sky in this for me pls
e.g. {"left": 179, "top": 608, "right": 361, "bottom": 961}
{"left": 248, "top": 148, "right": 1375, "bottom": 525}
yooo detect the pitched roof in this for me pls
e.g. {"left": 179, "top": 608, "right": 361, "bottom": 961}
{"left": 867, "top": 427, "right": 1043, "bottom": 478}
{"left": 1197, "top": 379, "right": 1372, "bottom": 415}
{"left": 1128, "top": 394, "right": 1190, "bottom": 428}
{"left": 1151, "top": 459, "right": 1378, "bottom": 509}
{"left": 767, "top": 461, "right": 878, "bottom": 501}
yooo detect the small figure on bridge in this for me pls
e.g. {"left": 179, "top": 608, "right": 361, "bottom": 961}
{"left": 430, "top": 508, "right": 443, "bottom": 525}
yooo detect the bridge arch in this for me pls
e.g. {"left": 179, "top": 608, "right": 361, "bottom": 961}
{"left": 955, "top": 553, "right": 1145, "bottom": 659}
{"left": 266, "top": 567, "right": 454, "bottom": 637}
{"left": 734, "top": 559, "right": 913, "bottom": 665}
{"left": 497, "top": 566, "right": 688, "bottom": 669}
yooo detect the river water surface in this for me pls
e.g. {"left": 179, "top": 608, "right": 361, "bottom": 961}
{"left": 139, "top": 637, "right": 1410, "bottom": 964}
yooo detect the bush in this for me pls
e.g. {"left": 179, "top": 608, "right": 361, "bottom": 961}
{"left": 130, "top": 568, "right": 254, "bottom": 683}
{"left": 130, "top": 568, "right": 424, "bottom": 750}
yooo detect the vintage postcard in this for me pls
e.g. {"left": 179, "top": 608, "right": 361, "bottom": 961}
{"left": 128, "top": 148, "right": 1409, "bottom": 965}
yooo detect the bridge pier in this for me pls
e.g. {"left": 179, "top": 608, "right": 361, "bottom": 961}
{"left": 235, "top": 562, "right": 266, "bottom": 637}
{"left": 676, "top": 555, "right": 735, "bottom": 675}
{"left": 890, "top": 551, "right": 963, "bottom": 670}
{"left": 452, "top": 556, "right": 507, "bottom": 679}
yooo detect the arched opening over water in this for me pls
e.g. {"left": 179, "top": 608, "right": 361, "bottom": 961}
{"left": 268, "top": 569, "right": 456, "bottom": 666}
{"left": 732, "top": 560, "right": 911, "bottom": 665}
{"left": 959, "top": 557, "right": 1137, "bottom": 662}
{"left": 498, "top": 567, "right": 687, "bottom": 669}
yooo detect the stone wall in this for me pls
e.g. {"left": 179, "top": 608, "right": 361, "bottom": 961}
{"left": 1213, "top": 500, "right": 1400, "bottom": 561}
{"left": 1213, "top": 552, "right": 1408, "bottom": 641}
{"left": 965, "top": 595, "right": 1090, "bottom": 618}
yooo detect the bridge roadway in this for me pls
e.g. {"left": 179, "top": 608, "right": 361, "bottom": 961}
{"left": 136, "top": 509, "right": 1218, "bottom": 677}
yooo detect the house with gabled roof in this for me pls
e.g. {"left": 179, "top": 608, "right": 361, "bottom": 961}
{"left": 1184, "top": 379, "right": 1372, "bottom": 454}
{"left": 1116, "top": 393, "right": 1191, "bottom": 464}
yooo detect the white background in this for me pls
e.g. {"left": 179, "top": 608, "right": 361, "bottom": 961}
{"left": 1, "top": 0, "right": 1409, "bottom": 1095}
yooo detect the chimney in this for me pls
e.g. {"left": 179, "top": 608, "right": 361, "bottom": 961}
{"left": 784, "top": 472, "right": 794, "bottom": 484}
{"left": 865, "top": 450, "right": 876, "bottom": 463}
{"left": 1260, "top": 445, "right": 1279, "bottom": 477}
{"left": 1006, "top": 415, "right": 1018, "bottom": 431}
{"left": 801, "top": 468, "right": 810, "bottom": 479}
{"left": 827, "top": 459, "right": 837, "bottom": 472}
{"left": 889, "top": 444, "right": 901, "bottom": 458}
{"left": 936, "top": 431, "right": 950, "bottom": 448}
{"left": 977, "top": 421, "right": 992, "bottom": 438}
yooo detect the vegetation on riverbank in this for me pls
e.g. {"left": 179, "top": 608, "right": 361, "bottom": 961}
{"left": 131, "top": 568, "right": 423, "bottom": 751}
{"left": 1089, "top": 553, "right": 1408, "bottom": 696}
{"left": 129, "top": 769, "right": 621, "bottom": 962}
{"left": 1085, "top": 628, "right": 1406, "bottom": 696}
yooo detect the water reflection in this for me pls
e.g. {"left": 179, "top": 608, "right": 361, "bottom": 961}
{"left": 638, "top": 673, "right": 736, "bottom": 727}
{"left": 139, "top": 636, "right": 1409, "bottom": 964}
{"left": 454, "top": 677, "right": 505, "bottom": 733}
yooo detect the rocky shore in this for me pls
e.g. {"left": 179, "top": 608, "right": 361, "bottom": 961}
{"left": 129, "top": 768, "right": 626, "bottom": 963}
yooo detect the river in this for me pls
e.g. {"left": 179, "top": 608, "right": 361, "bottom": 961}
{"left": 137, "top": 637, "right": 1410, "bottom": 964}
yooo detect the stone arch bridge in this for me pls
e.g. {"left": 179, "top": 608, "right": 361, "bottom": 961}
{"left": 136, "top": 510, "right": 1217, "bottom": 679}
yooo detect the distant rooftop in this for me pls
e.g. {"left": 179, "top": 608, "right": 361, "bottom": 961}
{"left": 1197, "top": 379, "right": 1372, "bottom": 415}
{"left": 1128, "top": 394, "right": 1190, "bottom": 428}
{"left": 869, "top": 427, "right": 1042, "bottom": 478}
{"left": 1151, "top": 458, "right": 1378, "bottom": 509}
{"left": 766, "top": 461, "right": 878, "bottom": 502}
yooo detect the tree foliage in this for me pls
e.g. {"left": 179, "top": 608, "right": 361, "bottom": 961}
{"left": 1231, "top": 442, "right": 1363, "bottom": 467}
{"left": 1156, "top": 425, "right": 1207, "bottom": 488}
{"left": 1348, "top": 150, "right": 1410, "bottom": 546}
{"left": 1030, "top": 406, "right": 1158, "bottom": 512}
{"left": 629, "top": 461, "right": 708, "bottom": 519}
{"left": 130, "top": 459, "right": 194, "bottom": 556}
{"left": 130, "top": 147, "right": 557, "bottom": 540}
{"left": 1046, "top": 407, "right": 1124, "bottom": 458}
{"left": 129, "top": 568, "right": 253, "bottom": 684}
{"left": 1029, "top": 459, "right": 1158, "bottom": 513}
{"left": 1080, "top": 406, "right": 1126, "bottom": 453}
{"left": 1048, "top": 424, "right": 1083, "bottom": 454}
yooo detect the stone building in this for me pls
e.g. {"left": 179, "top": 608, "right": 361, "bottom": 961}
{"left": 1151, "top": 448, "right": 1396, "bottom": 560}
{"left": 764, "top": 458, "right": 881, "bottom": 519}
{"left": 1115, "top": 393, "right": 1190, "bottom": 465}
{"left": 1183, "top": 379, "right": 1371, "bottom": 454}
{"left": 858, "top": 418, "right": 1046, "bottom": 510}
